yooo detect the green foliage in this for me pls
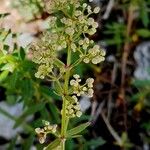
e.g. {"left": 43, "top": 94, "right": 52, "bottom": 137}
{"left": 104, "top": 23, "right": 126, "bottom": 50}
{"left": 44, "top": 139, "right": 61, "bottom": 150}
{"left": 0, "top": 24, "right": 62, "bottom": 149}
{"left": 0, "top": 0, "right": 150, "bottom": 149}
{"left": 66, "top": 122, "right": 90, "bottom": 138}
{"left": 136, "top": 29, "right": 150, "bottom": 38}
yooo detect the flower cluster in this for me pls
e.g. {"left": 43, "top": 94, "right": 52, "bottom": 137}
{"left": 31, "top": 1, "right": 104, "bottom": 78}
{"left": 83, "top": 45, "right": 106, "bottom": 64}
{"left": 70, "top": 74, "right": 94, "bottom": 97}
{"left": 45, "top": 0, "right": 80, "bottom": 14}
{"left": 59, "top": 3, "right": 100, "bottom": 38}
{"left": 31, "top": 0, "right": 106, "bottom": 148}
{"left": 73, "top": 37, "right": 105, "bottom": 64}
{"left": 65, "top": 95, "right": 82, "bottom": 118}
{"left": 30, "top": 31, "right": 67, "bottom": 79}
{"left": 34, "top": 64, "right": 53, "bottom": 79}
{"left": 35, "top": 120, "right": 58, "bottom": 144}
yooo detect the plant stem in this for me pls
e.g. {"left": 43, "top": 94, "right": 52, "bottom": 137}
{"left": 61, "top": 43, "right": 71, "bottom": 150}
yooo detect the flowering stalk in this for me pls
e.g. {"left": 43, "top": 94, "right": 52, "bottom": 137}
{"left": 31, "top": 0, "right": 105, "bottom": 149}
{"left": 61, "top": 44, "right": 71, "bottom": 149}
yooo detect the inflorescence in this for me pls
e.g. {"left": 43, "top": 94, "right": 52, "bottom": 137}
{"left": 31, "top": 0, "right": 106, "bottom": 146}
{"left": 31, "top": 0, "right": 106, "bottom": 80}
{"left": 35, "top": 120, "right": 58, "bottom": 144}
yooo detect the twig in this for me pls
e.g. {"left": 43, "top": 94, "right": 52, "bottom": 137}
{"left": 91, "top": 101, "right": 105, "bottom": 125}
{"left": 90, "top": 100, "right": 98, "bottom": 121}
{"left": 107, "top": 62, "right": 117, "bottom": 120}
{"left": 119, "top": 4, "right": 135, "bottom": 131}
{"left": 101, "top": 112, "right": 122, "bottom": 146}
{"left": 103, "top": 0, "right": 115, "bottom": 20}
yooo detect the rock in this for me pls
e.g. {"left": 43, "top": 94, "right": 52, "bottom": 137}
{"left": 80, "top": 96, "right": 91, "bottom": 112}
{"left": 134, "top": 42, "right": 150, "bottom": 80}
{"left": 0, "top": 102, "right": 23, "bottom": 139}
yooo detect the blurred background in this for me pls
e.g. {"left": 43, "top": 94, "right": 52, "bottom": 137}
{"left": 0, "top": 0, "right": 150, "bottom": 149}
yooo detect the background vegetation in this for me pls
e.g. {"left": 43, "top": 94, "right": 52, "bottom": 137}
{"left": 0, "top": 0, "right": 150, "bottom": 149}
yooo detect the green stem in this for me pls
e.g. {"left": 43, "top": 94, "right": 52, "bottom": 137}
{"left": 60, "top": 139, "right": 65, "bottom": 150}
{"left": 61, "top": 43, "right": 71, "bottom": 150}
{"left": 70, "top": 57, "right": 83, "bottom": 69}
{"left": 61, "top": 96, "right": 67, "bottom": 136}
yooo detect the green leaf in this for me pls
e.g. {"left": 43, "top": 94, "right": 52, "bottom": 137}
{"left": 136, "top": 29, "right": 150, "bottom": 38}
{"left": 142, "top": 121, "right": 150, "bottom": 130}
{"left": 48, "top": 103, "right": 60, "bottom": 124}
{"left": 140, "top": 3, "right": 149, "bottom": 27}
{"left": 69, "top": 135, "right": 82, "bottom": 138}
{"left": 66, "top": 122, "right": 90, "bottom": 137}
{"left": 23, "top": 103, "right": 45, "bottom": 116}
{"left": 85, "top": 137, "right": 106, "bottom": 148}
{"left": 0, "top": 70, "right": 9, "bottom": 82}
{"left": 23, "top": 135, "right": 34, "bottom": 150}
{"left": 7, "top": 137, "right": 17, "bottom": 150}
{"left": 6, "top": 95, "right": 17, "bottom": 105}
{"left": 45, "top": 139, "right": 61, "bottom": 150}
{"left": 133, "top": 79, "right": 150, "bottom": 87}
{"left": 40, "top": 86, "right": 60, "bottom": 100}
{"left": 19, "top": 47, "right": 26, "bottom": 60}
{"left": 7, "top": 71, "right": 19, "bottom": 90}
{"left": 21, "top": 79, "right": 34, "bottom": 104}
{"left": 54, "top": 58, "right": 65, "bottom": 68}
{"left": 66, "top": 139, "right": 75, "bottom": 150}
{"left": 1, "top": 63, "right": 15, "bottom": 72}
{"left": 68, "top": 4, "right": 74, "bottom": 16}
{"left": 53, "top": 82, "right": 63, "bottom": 96}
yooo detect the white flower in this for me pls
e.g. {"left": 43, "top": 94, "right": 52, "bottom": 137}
{"left": 92, "top": 56, "right": 100, "bottom": 64}
{"left": 83, "top": 25, "right": 88, "bottom": 31}
{"left": 94, "top": 7, "right": 100, "bottom": 14}
{"left": 70, "top": 79, "right": 79, "bottom": 87}
{"left": 88, "top": 18, "right": 94, "bottom": 25}
{"left": 100, "top": 49, "right": 106, "bottom": 56}
{"left": 93, "top": 22, "right": 99, "bottom": 28}
{"left": 88, "top": 28, "right": 96, "bottom": 35}
{"left": 35, "top": 128, "right": 43, "bottom": 134}
{"left": 75, "top": 10, "right": 82, "bottom": 16}
{"left": 57, "top": 45, "right": 62, "bottom": 51}
{"left": 69, "top": 109, "right": 74, "bottom": 114}
{"left": 83, "top": 87, "right": 87, "bottom": 91}
{"left": 83, "top": 3, "right": 87, "bottom": 8}
{"left": 52, "top": 125, "right": 57, "bottom": 133}
{"left": 39, "top": 135, "right": 46, "bottom": 144}
{"left": 47, "top": 125, "right": 53, "bottom": 130}
{"left": 73, "top": 74, "right": 80, "bottom": 79}
{"left": 65, "top": 27, "right": 75, "bottom": 36}
{"left": 75, "top": 2, "right": 80, "bottom": 8}
{"left": 72, "top": 95, "right": 78, "bottom": 103}
{"left": 83, "top": 57, "right": 90, "bottom": 63}
{"left": 74, "top": 104, "right": 81, "bottom": 110}
{"left": 71, "top": 43, "right": 77, "bottom": 52}
{"left": 87, "top": 89, "right": 94, "bottom": 97}
{"left": 87, "top": 5, "right": 92, "bottom": 13}
{"left": 79, "top": 40, "right": 84, "bottom": 45}
{"left": 76, "top": 111, "right": 82, "bottom": 117}
{"left": 86, "top": 78, "right": 94, "bottom": 88}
